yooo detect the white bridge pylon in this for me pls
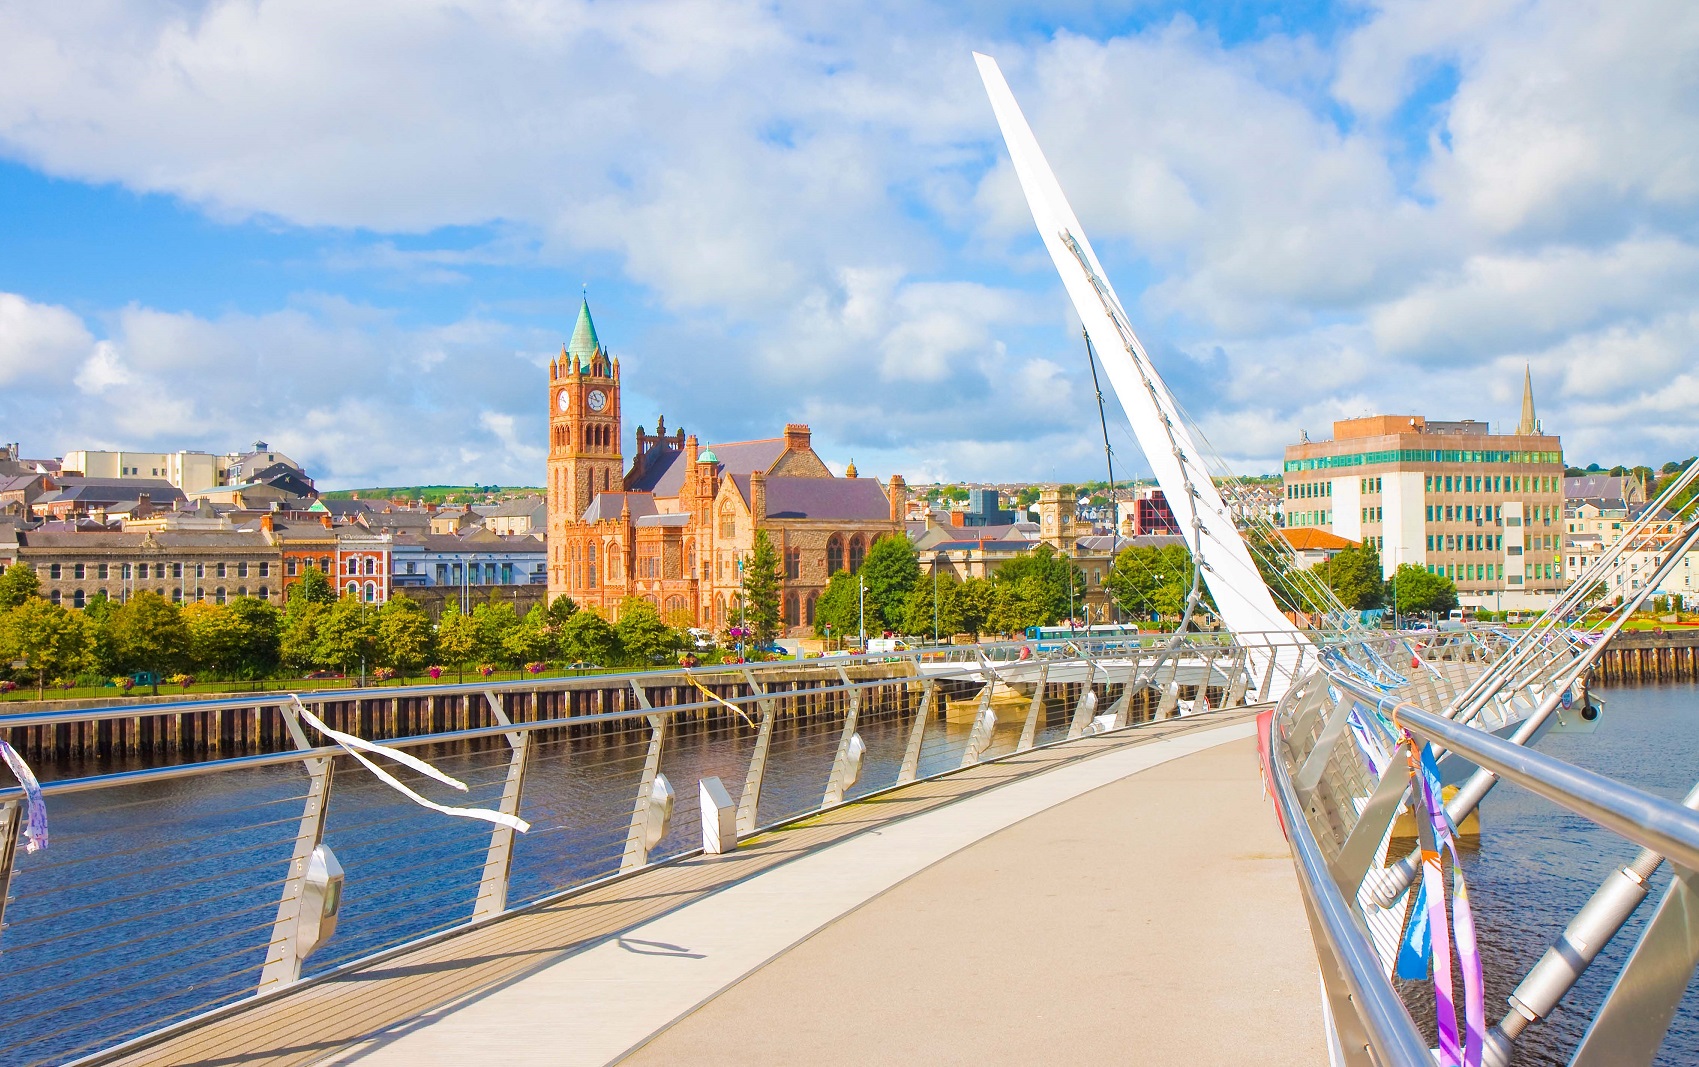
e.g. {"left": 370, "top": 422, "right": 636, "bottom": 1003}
{"left": 975, "top": 52, "right": 1309, "bottom": 691}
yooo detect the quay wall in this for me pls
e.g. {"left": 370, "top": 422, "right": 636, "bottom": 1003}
{"left": 1591, "top": 630, "right": 1699, "bottom": 685}
{"left": 0, "top": 664, "right": 1178, "bottom": 766}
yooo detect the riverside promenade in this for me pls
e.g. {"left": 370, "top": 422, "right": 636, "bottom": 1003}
{"left": 108, "top": 710, "right": 1323, "bottom": 1066}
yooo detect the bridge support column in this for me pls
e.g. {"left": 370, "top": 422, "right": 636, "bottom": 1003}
{"left": 258, "top": 704, "right": 334, "bottom": 992}
{"left": 896, "top": 682, "right": 935, "bottom": 785}
{"left": 735, "top": 670, "right": 778, "bottom": 836}
{"left": 823, "top": 669, "right": 863, "bottom": 807}
{"left": 619, "top": 683, "right": 669, "bottom": 873}
{"left": 1017, "top": 663, "right": 1050, "bottom": 751}
{"left": 473, "top": 691, "right": 529, "bottom": 922}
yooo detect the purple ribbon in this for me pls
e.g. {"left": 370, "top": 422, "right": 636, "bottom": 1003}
{"left": 0, "top": 741, "right": 47, "bottom": 853}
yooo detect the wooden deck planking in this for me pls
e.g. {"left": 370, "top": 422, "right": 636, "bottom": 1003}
{"left": 97, "top": 713, "right": 1252, "bottom": 1067}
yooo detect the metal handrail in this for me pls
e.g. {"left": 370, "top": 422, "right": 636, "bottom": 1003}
{"left": 1393, "top": 701, "right": 1699, "bottom": 873}
{"left": 0, "top": 627, "right": 1336, "bottom": 732}
{"left": 1266, "top": 714, "right": 1432, "bottom": 1065}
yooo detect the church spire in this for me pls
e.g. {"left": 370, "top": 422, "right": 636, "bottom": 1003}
{"left": 568, "top": 298, "right": 601, "bottom": 363}
{"left": 1516, "top": 363, "right": 1538, "bottom": 435}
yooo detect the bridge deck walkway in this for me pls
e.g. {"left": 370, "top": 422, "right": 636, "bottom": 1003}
{"left": 104, "top": 710, "right": 1320, "bottom": 1066}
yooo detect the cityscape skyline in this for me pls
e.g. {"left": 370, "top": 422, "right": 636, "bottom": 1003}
{"left": 1, "top": 2, "right": 1694, "bottom": 490}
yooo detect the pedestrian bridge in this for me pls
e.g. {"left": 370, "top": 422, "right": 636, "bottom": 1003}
{"left": 3, "top": 612, "right": 1698, "bottom": 1066}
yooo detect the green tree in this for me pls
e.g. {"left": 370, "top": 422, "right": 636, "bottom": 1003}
{"left": 990, "top": 575, "right": 1052, "bottom": 635}
{"left": 471, "top": 600, "right": 521, "bottom": 667}
{"left": 560, "top": 609, "right": 620, "bottom": 666}
{"left": 315, "top": 596, "right": 377, "bottom": 679}
{"left": 544, "top": 595, "right": 579, "bottom": 629}
{"left": 616, "top": 597, "right": 680, "bottom": 665}
{"left": 184, "top": 603, "right": 242, "bottom": 678}
{"left": 1105, "top": 544, "right": 1195, "bottom": 622}
{"left": 1318, "top": 544, "right": 1385, "bottom": 610}
{"left": 436, "top": 604, "right": 479, "bottom": 681}
{"left": 80, "top": 590, "right": 121, "bottom": 676}
{"left": 903, "top": 570, "right": 963, "bottom": 639}
{"left": 0, "top": 596, "right": 89, "bottom": 698}
{"left": 280, "top": 600, "right": 326, "bottom": 674}
{"left": 503, "top": 604, "right": 556, "bottom": 667}
{"left": 1385, "top": 564, "right": 1459, "bottom": 617}
{"left": 225, "top": 596, "right": 283, "bottom": 680}
{"left": 993, "top": 544, "right": 1084, "bottom": 625}
{"left": 953, "top": 577, "right": 996, "bottom": 636}
{"left": 376, "top": 595, "right": 435, "bottom": 675}
{"left": 741, "top": 530, "right": 782, "bottom": 644}
{"left": 859, "top": 535, "right": 920, "bottom": 632}
{"left": 289, "top": 566, "right": 336, "bottom": 608}
{"left": 110, "top": 591, "right": 188, "bottom": 692}
{"left": 0, "top": 563, "right": 40, "bottom": 611}
{"left": 813, "top": 571, "right": 861, "bottom": 640}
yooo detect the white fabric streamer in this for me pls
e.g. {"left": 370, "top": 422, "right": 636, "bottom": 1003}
{"left": 292, "top": 698, "right": 530, "bottom": 834}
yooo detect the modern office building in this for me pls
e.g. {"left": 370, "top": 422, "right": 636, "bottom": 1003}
{"left": 1282, "top": 373, "right": 1566, "bottom": 606}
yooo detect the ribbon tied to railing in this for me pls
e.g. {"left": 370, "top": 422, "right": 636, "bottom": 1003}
{"left": 0, "top": 740, "right": 47, "bottom": 852}
{"left": 1377, "top": 706, "right": 1484, "bottom": 1067}
{"left": 292, "top": 698, "right": 529, "bottom": 833}
{"left": 687, "top": 676, "right": 757, "bottom": 727}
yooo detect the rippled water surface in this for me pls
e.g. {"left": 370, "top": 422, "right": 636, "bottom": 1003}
{"left": 1461, "top": 681, "right": 1699, "bottom": 1065}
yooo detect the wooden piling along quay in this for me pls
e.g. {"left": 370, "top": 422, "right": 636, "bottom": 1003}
{"left": 0, "top": 662, "right": 953, "bottom": 765}
{"left": 0, "top": 656, "right": 1212, "bottom": 765}
{"left": 1591, "top": 630, "right": 1699, "bottom": 685}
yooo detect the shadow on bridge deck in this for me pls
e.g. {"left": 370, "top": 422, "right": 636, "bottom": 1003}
{"left": 107, "top": 712, "right": 1320, "bottom": 1067}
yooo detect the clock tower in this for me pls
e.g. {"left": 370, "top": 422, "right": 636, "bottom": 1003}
{"left": 547, "top": 299, "right": 623, "bottom": 588}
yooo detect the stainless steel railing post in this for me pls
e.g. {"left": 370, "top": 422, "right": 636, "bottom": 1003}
{"left": 1018, "top": 662, "right": 1050, "bottom": 751}
{"left": 473, "top": 690, "right": 529, "bottom": 922}
{"left": 822, "top": 668, "right": 863, "bottom": 807}
{"left": 734, "top": 669, "right": 778, "bottom": 837}
{"left": 619, "top": 682, "right": 668, "bottom": 873}
{"left": 896, "top": 681, "right": 934, "bottom": 785}
{"left": 258, "top": 702, "right": 334, "bottom": 992}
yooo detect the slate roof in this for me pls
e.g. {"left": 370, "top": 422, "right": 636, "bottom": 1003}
{"left": 1075, "top": 534, "right": 1187, "bottom": 553}
{"left": 485, "top": 496, "right": 546, "bottom": 518}
{"left": 626, "top": 438, "right": 789, "bottom": 497}
{"left": 580, "top": 492, "right": 658, "bottom": 522}
{"left": 18, "top": 530, "right": 273, "bottom": 549}
{"left": 636, "top": 513, "right": 692, "bottom": 528}
{"left": 932, "top": 538, "right": 1032, "bottom": 552}
{"left": 726, "top": 475, "right": 892, "bottom": 522}
{"left": 1566, "top": 474, "right": 1639, "bottom": 502}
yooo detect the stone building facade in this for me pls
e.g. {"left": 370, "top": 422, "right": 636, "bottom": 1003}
{"left": 545, "top": 301, "right": 905, "bottom": 631}
{"left": 15, "top": 530, "right": 283, "bottom": 608}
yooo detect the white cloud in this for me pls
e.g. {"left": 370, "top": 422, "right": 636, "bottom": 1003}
{"left": 0, "top": 1, "right": 1697, "bottom": 483}
{"left": 0, "top": 293, "right": 92, "bottom": 387}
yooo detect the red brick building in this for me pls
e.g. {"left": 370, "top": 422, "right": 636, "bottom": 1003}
{"left": 546, "top": 301, "right": 905, "bottom": 631}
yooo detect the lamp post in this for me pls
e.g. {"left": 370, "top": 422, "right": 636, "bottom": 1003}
{"left": 737, "top": 558, "right": 746, "bottom": 660}
{"left": 858, "top": 574, "right": 865, "bottom": 652}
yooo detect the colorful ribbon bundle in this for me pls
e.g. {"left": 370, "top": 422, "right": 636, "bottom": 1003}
{"left": 0, "top": 740, "right": 47, "bottom": 853}
{"left": 293, "top": 699, "right": 530, "bottom": 833}
{"left": 1391, "top": 730, "right": 1485, "bottom": 1067}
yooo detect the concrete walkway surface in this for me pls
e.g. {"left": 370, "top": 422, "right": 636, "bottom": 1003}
{"left": 327, "top": 719, "right": 1322, "bottom": 1066}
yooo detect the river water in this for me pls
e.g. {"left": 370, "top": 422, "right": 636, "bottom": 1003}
{"left": 2, "top": 684, "right": 1695, "bottom": 1065}
{"left": 1461, "top": 680, "right": 1699, "bottom": 1065}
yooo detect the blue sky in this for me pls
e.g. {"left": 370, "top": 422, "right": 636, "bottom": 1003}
{"left": 1, "top": 1, "right": 1695, "bottom": 490}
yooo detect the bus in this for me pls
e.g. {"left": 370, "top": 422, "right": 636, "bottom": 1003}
{"left": 1023, "top": 623, "right": 1146, "bottom": 641}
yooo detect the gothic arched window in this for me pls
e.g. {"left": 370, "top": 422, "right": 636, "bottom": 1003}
{"left": 848, "top": 534, "right": 866, "bottom": 574}
{"left": 783, "top": 592, "right": 798, "bottom": 627}
{"left": 805, "top": 591, "right": 817, "bottom": 625}
{"left": 826, "top": 535, "right": 844, "bottom": 575}
{"left": 784, "top": 546, "right": 801, "bottom": 580}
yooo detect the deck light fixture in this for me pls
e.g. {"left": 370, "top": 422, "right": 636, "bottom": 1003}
{"left": 297, "top": 844, "right": 345, "bottom": 961}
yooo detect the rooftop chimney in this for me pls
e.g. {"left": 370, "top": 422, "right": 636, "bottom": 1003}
{"left": 784, "top": 423, "right": 811, "bottom": 453}
{"left": 750, "top": 470, "right": 767, "bottom": 522}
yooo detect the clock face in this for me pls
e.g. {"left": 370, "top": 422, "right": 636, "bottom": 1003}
{"left": 556, "top": 390, "right": 571, "bottom": 412}
{"left": 588, "top": 389, "right": 607, "bottom": 412}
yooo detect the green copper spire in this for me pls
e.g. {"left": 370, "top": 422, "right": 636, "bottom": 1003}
{"left": 567, "top": 298, "right": 601, "bottom": 362}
